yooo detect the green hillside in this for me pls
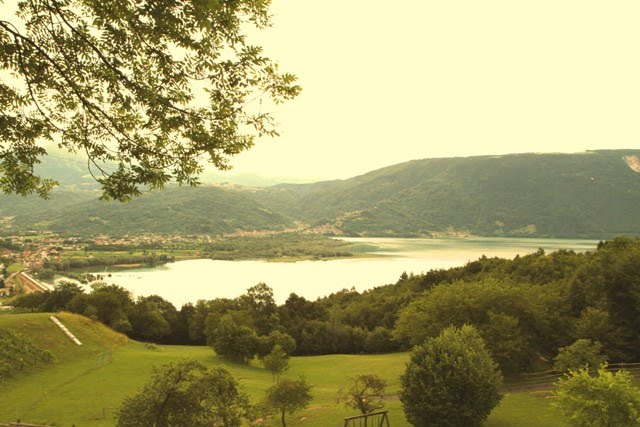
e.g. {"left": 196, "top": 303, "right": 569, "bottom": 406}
{"left": 259, "top": 149, "right": 640, "bottom": 238}
{"left": 0, "top": 190, "right": 96, "bottom": 218}
{"left": 5, "top": 186, "right": 295, "bottom": 235}
{"left": 4, "top": 150, "right": 640, "bottom": 238}
{"left": 0, "top": 312, "right": 128, "bottom": 363}
{"left": 0, "top": 313, "right": 560, "bottom": 427}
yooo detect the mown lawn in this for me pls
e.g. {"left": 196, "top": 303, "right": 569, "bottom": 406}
{"left": 0, "top": 313, "right": 562, "bottom": 426}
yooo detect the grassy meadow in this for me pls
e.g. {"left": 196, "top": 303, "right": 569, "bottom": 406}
{"left": 0, "top": 312, "right": 561, "bottom": 426}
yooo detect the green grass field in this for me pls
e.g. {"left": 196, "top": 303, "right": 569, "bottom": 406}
{"left": 0, "top": 313, "right": 562, "bottom": 426}
{"left": 6, "top": 263, "right": 24, "bottom": 273}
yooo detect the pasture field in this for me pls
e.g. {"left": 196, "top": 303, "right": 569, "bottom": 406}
{"left": 0, "top": 313, "right": 561, "bottom": 426}
{"left": 6, "top": 263, "right": 24, "bottom": 274}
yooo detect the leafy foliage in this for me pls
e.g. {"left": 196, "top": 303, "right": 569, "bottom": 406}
{"left": 554, "top": 365, "right": 640, "bottom": 427}
{"left": 553, "top": 339, "right": 607, "bottom": 373}
{"left": 116, "top": 359, "right": 249, "bottom": 427}
{"left": 0, "top": 0, "right": 299, "bottom": 200}
{"left": 207, "top": 314, "right": 259, "bottom": 364}
{"left": 393, "top": 279, "right": 545, "bottom": 373}
{"left": 400, "top": 325, "right": 503, "bottom": 427}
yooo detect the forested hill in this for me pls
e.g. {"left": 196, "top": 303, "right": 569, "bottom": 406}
{"left": 2, "top": 186, "right": 296, "bottom": 236}
{"left": 2, "top": 150, "right": 640, "bottom": 238}
{"left": 258, "top": 149, "right": 640, "bottom": 238}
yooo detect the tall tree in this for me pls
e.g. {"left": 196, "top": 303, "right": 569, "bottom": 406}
{"left": 0, "top": 0, "right": 300, "bottom": 200}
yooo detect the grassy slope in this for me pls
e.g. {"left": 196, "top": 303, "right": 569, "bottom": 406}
{"left": 0, "top": 313, "right": 561, "bottom": 426}
{"left": 0, "top": 312, "right": 128, "bottom": 362}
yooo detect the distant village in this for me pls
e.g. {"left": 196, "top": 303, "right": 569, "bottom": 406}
{"left": 0, "top": 232, "right": 214, "bottom": 270}
{"left": 0, "top": 232, "right": 211, "bottom": 300}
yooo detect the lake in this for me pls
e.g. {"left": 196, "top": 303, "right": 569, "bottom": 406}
{"left": 98, "top": 237, "right": 599, "bottom": 307}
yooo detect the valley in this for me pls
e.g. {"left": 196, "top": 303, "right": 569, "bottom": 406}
{"left": 1, "top": 151, "right": 639, "bottom": 427}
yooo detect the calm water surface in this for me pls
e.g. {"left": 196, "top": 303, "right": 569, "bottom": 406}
{"left": 103, "top": 237, "right": 598, "bottom": 306}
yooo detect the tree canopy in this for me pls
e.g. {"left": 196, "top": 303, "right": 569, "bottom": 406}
{"left": 116, "top": 359, "right": 250, "bottom": 427}
{"left": 0, "top": 0, "right": 300, "bottom": 200}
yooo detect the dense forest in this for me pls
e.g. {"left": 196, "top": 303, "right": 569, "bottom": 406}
{"left": 12, "top": 237, "right": 640, "bottom": 375}
{"left": 2, "top": 150, "right": 640, "bottom": 238}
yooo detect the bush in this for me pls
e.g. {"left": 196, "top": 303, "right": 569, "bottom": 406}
{"left": 554, "top": 364, "right": 640, "bottom": 426}
{"left": 400, "top": 325, "right": 503, "bottom": 427}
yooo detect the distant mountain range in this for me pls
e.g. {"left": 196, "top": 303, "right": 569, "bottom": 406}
{"left": 2, "top": 149, "right": 640, "bottom": 238}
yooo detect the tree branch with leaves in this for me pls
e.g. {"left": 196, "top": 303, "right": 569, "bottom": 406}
{"left": 0, "top": 0, "right": 300, "bottom": 200}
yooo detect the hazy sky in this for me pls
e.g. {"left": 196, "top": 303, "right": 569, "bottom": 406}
{"left": 226, "top": 0, "right": 640, "bottom": 181}
{"left": 3, "top": 1, "right": 639, "bottom": 183}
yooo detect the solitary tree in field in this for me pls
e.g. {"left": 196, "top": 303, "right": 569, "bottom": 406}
{"left": 262, "top": 344, "right": 290, "bottom": 379}
{"left": 337, "top": 374, "right": 387, "bottom": 415}
{"left": 0, "top": 0, "right": 300, "bottom": 200}
{"left": 265, "top": 377, "right": 313, "bottom": 427}
{"left": 400, "top": 325, "right": 503, "bottom": 427}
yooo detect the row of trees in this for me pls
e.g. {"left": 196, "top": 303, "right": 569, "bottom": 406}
{"left": 12, "top": 237, "right": 640, "bottom": 376}
{"left": 43, "top": 253, "right": 173, "bottom": 271}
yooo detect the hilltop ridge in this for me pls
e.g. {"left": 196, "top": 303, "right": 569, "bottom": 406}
{"left": 2, "top": 149, "right": 639, "bottom": 238}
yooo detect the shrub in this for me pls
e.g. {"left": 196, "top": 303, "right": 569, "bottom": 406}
{"left": 400, "top": 325, "right": 502, "bottom": 427}
{"left": 554, "top": 364, "right": 640, "bottom": 426}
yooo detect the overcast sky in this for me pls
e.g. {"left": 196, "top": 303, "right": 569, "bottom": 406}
{"left": 3, "top": 1, "right": 639, "bottom": 183}
{"left": 224, "top": 0, "right": 640, "bottom": 181}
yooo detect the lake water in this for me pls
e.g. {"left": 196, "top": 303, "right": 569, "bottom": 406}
{"left": 97, "top": 237, "right": 599, "bottom": 307}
